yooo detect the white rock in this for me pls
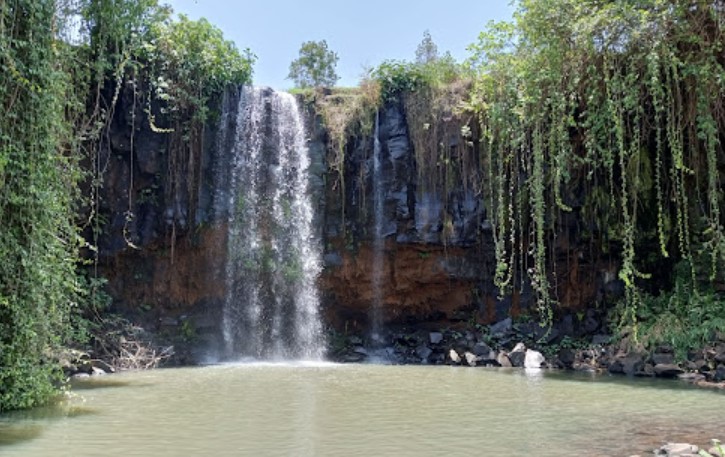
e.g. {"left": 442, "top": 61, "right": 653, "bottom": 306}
{"left": 524, "top": 349, "right": 545, "bottom": 368}
{"left": 464, "top": 352, "right": 478, "bottom": 367}
{"left": 449, "top": 349, "right": 461, "bottom": 363}
{"left": 660, "top": 442, "right": 699, "bottom": 456}
{"left": 511, "top": 342, "right": 526, "bottom": 353}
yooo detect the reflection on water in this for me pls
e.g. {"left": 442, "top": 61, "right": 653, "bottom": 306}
{"left": 0, "top": 424, "right": 42, "bottom": 447}
{"left": 2, "top": 365, "right": 724, "bottom": 457}
{"left": 0, "top": 400, "right": 96, "bottom": 448}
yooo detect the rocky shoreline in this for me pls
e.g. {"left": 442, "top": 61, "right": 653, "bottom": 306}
{"left": 330, "top": 317, "right": 725, "bottom": 390}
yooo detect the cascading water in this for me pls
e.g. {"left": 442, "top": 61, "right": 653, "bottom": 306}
{"left": 370, "top": 110, "right": 384, "bottom": 344}
{"left": 218, "top": 86, "right": 324, "bottom": 360}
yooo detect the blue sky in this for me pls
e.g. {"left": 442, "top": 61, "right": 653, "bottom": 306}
{"left": 165, "top": 0, "right": 515, "bottom": 89}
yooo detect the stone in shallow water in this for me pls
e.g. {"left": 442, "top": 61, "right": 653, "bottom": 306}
{"left": 508, "top": 343, "right": 527, "bottom": 367}
{"left": 464, "top": 352, "right": 478, "bottom": 367}
{"left": 524, "top": 349, "right": 545, "bottom": 368}
{"left": 653, "top": 363, "right": 684, "bottom": 377}
{"left": 656, "top": 442, "right": 699, "bottom": 456}
{"left": 609, "top": 353, "right": 645, "bottom": 375}
{"left": 509, "top": 351, "right": 526, "bottom": 368}
{"left": 496, "top": 352, "right": 512, "bottom": 367}
{"left": 714, "top": 366, "right": 725, "bottom": 382}
{"left": 472, "top": 342, "right": 496, "bottom": 361}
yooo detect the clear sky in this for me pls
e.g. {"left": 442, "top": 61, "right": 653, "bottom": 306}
{"left": 165, "top": 0, "right": 515, "bottom": 90}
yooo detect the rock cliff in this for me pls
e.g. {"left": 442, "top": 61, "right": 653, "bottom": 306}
{"left": 93, "top": 86, "right": 619, "bottom": 361}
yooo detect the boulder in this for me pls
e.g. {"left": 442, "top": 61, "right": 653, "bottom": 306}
{"left": 449, "top": 349, "right": 461, "bottom": 364}
{"left": 429, "top": 332, "right": 443, "bottom": 345}
{"left": 558, "top": 348, "right": 576, "bottom": 368}
{"left": 464, "top": 352, "right": 479, "bottom": 367}
{"left": 655, "top": 442, "right": 699, "bottom": 456}
{"left": 524, "top": 349, "right": 545, "bottom": 368}
{"left": 496, "top": 351, "right": 512, "bottom": 367}
{"left": 511, "top": 342, "right": 526, "bottom": 353}
{"left": 714, "top": 365, "right": 725, "bottom": 382}
{"left": 416, "top": 345, "right": 432, "bottom": 361}
{"left": 652, "top": 352, "right": 675, "bottom": 365}
{"left": 608, "top": 353, "right": 645, "bottom": 375}
{"left": 509, "top": 350, "right": 526, "bottom": 368}
{"left": 472, "top": 342, "right": 496, "bottom": 361}
{"left": 653, "top": 363, "right": 684, "bottom": 378}
{"left": 635, "top": 363, "right": 655, "bottom": 377}
{"left": 715, "top": 349, "right": 725, "bottom": 364}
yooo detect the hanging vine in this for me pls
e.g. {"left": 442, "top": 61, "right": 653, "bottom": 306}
{"left": 468, "top": 0, "right": 725, "bottom": 324}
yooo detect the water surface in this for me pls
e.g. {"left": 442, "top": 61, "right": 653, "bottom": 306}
{"left": 2, "top": 364, "right": 723, "bottom": 457}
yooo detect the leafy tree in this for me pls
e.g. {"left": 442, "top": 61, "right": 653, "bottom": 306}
{"left": 287, "top": 40, "right": 339, "bottom": 88}
{"left": 415, "top": 30, "right": 439, "bottom": 64}
{"left": 0, "top": 0, "right": 255, "bottom": 412}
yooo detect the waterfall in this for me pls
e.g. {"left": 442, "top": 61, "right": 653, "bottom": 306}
{"left": 370, "top": 110, "right": 384, "bottom": 344}
{"left": 219, "top": 86, "right": 324, "bottom": 360}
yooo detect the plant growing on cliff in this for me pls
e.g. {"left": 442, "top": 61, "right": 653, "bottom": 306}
{"left": 140, "top": 12, "right": 255, "bottom": 254}
{"left": 0, "top": 0, "right": 256, "bottom": 411}
{"left": 0, "top": 0, "right": 84, "bottom": 411}
{"left": 288, "top": 40, "right": 339, "bottom": 88}
{"left": 467, "top": 0, "right": 725, "bottom": 327}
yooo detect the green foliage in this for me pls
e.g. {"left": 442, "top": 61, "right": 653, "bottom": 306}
{"left": 143, "top": 13, "right": 255, "bottom": 122}
{"left": 467, "top": 0, "right": 725, "bottom": 325}
{"left": 370, "top": 33, "right": 463, "bottom": 101}
{"left": 0, "top": 0, "right": 82, "bottom": 411}
{"left": 371, "top": 60, "right": 428, "bottom": 101}
{"left": 1, "top": 0, "right": 255, "bottom": 411}
{"left": 288, "top": 40, "right": 339, "bottom": 88}
{"left": 613, "top": 262, "right": 725, "bottom": 360}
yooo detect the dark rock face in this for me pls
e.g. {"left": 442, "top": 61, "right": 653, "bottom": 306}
{"left": 316, "top": 99, "right": 617, "bottom": 334}
{"left": 96, "top": 88, "right": 618, "bottom": 361}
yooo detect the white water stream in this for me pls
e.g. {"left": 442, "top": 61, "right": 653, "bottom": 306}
{"left": 219, "top": 87, "right": 323, "bottom": 360}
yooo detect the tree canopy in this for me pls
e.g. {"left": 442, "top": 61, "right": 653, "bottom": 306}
{"left": 287, "top": 40, "right": 339, "bottom": 88}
